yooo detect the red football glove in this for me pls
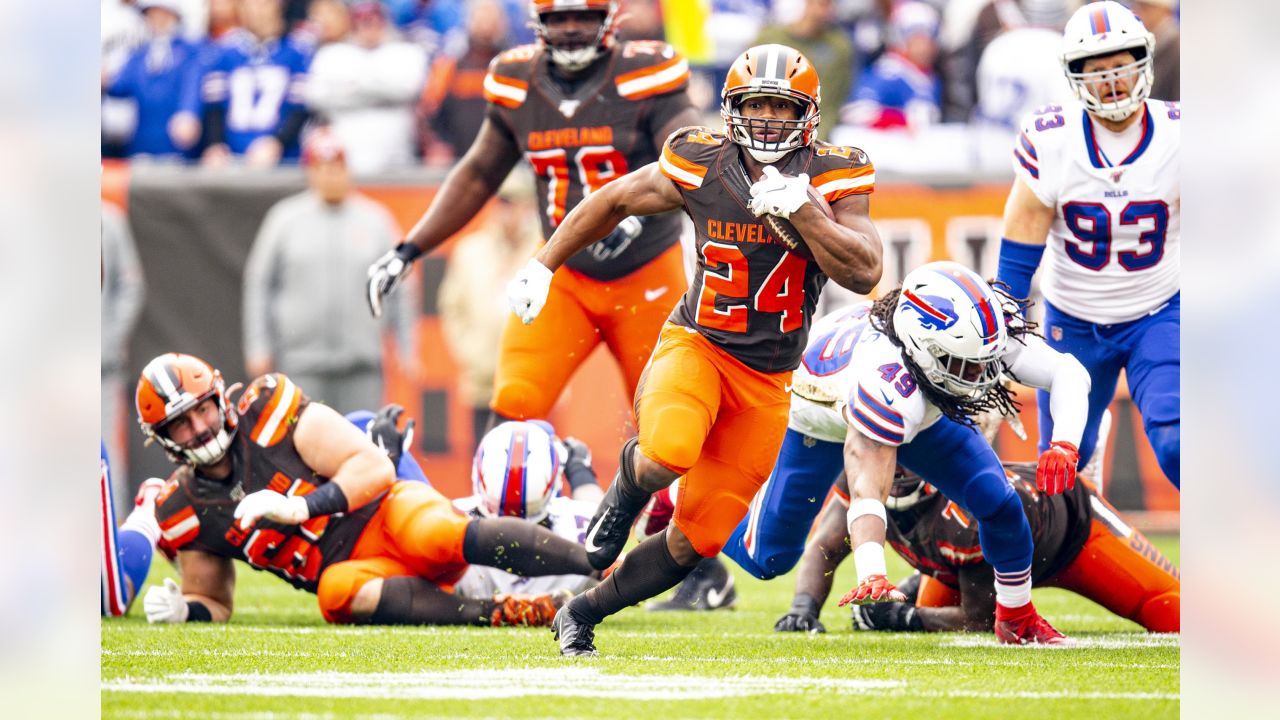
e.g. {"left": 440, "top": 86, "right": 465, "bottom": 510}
{"left": 837, "top": 574, "right": 907, "bottom": 606}
{"left": 1036, "top": 440, "right": 1079, "bottom": 496}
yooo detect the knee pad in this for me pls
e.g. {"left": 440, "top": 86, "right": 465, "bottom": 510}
{"left": 640, "top": 404, "right": 706, "bottom": 473}
{"left": 973, "top": 491, "right": 1033, "bottom": 572}
{"left": 1146, "top": 422, "right": 1180, "bottom": 487}
{"left": 317, "top": 564, "right": 375, "bottom": 624}
{"left": 1135, "top": 589, "right": 1180, "bottom": 633}
{"left": 490, "top": 379, "right": 551, "bottom": 421}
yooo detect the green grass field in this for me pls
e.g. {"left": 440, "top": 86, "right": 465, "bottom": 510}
{"left": 102, "top": 536, "right": 1179, "bottom": 719}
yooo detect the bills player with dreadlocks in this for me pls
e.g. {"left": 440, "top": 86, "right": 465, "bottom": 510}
{"left": 997, "top": 1, "right": 1180, "bottom": 489}
{"left": 720, "top": 261, "right": 1092, "bottom": 644}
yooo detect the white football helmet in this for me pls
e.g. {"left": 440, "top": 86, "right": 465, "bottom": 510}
{"left": 892, "top": 262, "right": 1008, "bottom": 400}
{"left": 1060, "top": 1, "right": 1155, "bottom": 122}
{"left": 471, "top": 421, "right": 566, "bottom": 522}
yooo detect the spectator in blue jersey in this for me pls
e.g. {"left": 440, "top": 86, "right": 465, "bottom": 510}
{"left": 103, "top": 0, "right": 204, "bottom": 159}
{"left": 839, "top": 0, "right": 942, "bottom": 131}
{"left": 199, "top": 0, "right": 312, "bottom": 168}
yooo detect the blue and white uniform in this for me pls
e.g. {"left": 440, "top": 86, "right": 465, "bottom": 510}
{"left": 723, "top": 297, "right": 1090, "bottom": 582}
{"left": 1004, "top": 98, "right": 1180, "bottom": 486}
{"left": 199, "top": 29, "right": 312, "bottom": 158}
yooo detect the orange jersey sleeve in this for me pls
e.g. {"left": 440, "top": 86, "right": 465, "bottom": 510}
{"left": 807, "top": 142, "right": 875, "bottom": 204}
{"left": 658, "top": 125, "right": 723, "bottom": 191}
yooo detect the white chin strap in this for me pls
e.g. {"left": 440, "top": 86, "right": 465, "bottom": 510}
{"left": 745, "top": 146, "right": 792, "bottom": 164}
{"left": 183, "top": 429, "right": 232, "bottom": 465}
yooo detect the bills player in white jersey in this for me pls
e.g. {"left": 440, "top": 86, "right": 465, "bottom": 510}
{"left": 997, "top": 0, "right": 1180, "bottom": 488}
{"left": 720, "top": 261, "right": 1092, "bottom": 644}
{"left": 453, "top": 421, "right": 601, "bottom": 599}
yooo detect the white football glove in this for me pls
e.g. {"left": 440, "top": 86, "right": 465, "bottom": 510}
{"left": 233, "top": 489, "right": 309, "bottom": 531}
{"left": 748, "top": 165, "right": 811, "bottom": 219}
{"left": 143, "top": 577, "right": 189, "bottom": 624}
{"left": 507, "top": 259, "right": 554, "bottom": 325}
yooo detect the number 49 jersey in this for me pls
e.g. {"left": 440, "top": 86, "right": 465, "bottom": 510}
{"left": 1014, "top": 99, "right": 1180, "bottom": 325}
{"left": 483, "top": 40, "right": 693, "bottom": 281}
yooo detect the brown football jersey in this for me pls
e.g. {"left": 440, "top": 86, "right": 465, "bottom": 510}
{"left": 658, "top": 127, "right": 875, "bottom": 372}
{"left": 483, "top": 40, "right": 693, "bottom": 281}
{"left": 885, "top": 463, "right": 1093, "bottom": 588}
{"left": 154, "top": 373, "right": 383, "bottom": 593}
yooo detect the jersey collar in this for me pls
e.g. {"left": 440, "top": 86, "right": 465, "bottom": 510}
{"left": 1082, "top": 103, "right": 1154, "bottom": 169}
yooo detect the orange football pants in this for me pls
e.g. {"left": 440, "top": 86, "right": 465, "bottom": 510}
{"left": 316, "top": 481, "right": 472, "bottom": 624}
{"left": 636, "top": 322, "right": 791, "bottom": 557}
{"left": 491, "top": 242, "right": 686, "bottom": 420}
{"left": 1044, "top": 516, "right": 1181, "bottom": 632}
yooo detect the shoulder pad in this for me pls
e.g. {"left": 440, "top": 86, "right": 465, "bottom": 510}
{"left": 808, "top": 142, "right": 875, "bottom": 203}
{"left": 239, "top": 373, "right": 308, "bottom": 448}
{"left": 659, "top": 126, "right": 724, "bottom": 190}
{"left": 484, "top": 44, "right": 538, "bottom": 109}
{"left": 613, "top": 41, "right": 689, "bottom": 101}
{"left": 156, "top": 471, "right": 200, "bottom": 549}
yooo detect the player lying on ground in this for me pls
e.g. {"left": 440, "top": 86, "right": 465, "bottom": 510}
{"left": 717, "top": 263, "right": 1093, "bottom": 644}
{"left": 136, "top": 353, "right": 600, "bottom": 627}
{"left": 507, "top": 43, "right": 885, "bottom": 656}
{"left": 451, "top": 420, "right": 604, "bottom": 599}
{"left": 774, "top": 462, "right": 1179, "bottom": 634}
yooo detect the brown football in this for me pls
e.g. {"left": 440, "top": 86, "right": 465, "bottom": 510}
{"left": 764, "top": 185, "right": 834, "bottom": 261}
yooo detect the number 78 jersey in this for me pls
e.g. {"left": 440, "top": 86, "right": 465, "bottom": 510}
{"left": 1014, "top": 99, "right": 1180, "bottom": 324}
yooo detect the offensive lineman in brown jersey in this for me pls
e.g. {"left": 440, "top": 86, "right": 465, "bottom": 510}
{"left": 507, "top": 44, "right": 884, "bottom": 656}
{"left": 365, "top": 1, "right": 701, "bottom": 481}
{"left": 137, "top": 353, "right": 600, "bottom": 627}
{"left": 774, "top": 464, "right": 1180, "bottom": 635}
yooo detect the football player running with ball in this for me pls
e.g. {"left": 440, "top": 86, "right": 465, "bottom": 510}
{"left": 997, "top": 0, "right": 1180, "bottom": 488}
{"left": 507, "top": 44, "right": 884, "bottom": 656}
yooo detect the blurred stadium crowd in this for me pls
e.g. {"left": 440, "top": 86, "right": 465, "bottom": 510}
{"left": 102, "top": 0, "right": 1179, "bottom": 174}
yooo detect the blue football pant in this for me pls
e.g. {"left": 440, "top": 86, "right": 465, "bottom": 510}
{"left": 1038, "top": 295, "right": 1180, "bottom": 488}
{"left": 724, "top": 418, "right": 1035, "bottom": 579}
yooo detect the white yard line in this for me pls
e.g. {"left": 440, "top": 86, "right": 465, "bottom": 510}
{"left": 103, "top": 668, "right": 902, "bottom": 701}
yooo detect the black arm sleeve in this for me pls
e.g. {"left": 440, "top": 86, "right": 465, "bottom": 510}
{"left": 202, "top": 104, "right": 227, "bottom": 146}
{"left": 274, "top": 106, "right": 310, "bottom": 149}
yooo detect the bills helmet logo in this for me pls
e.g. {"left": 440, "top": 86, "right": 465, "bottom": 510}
{"left": 900, "top": 288, "right": 959, "bottom": 331}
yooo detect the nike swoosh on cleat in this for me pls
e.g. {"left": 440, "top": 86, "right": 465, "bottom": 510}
{"left": 705, "top": 577, "right": 734, "bottom": 608}
{"left": 583, "top": 510, "right": 610, "bottom": 553}
{"left": 644, "top": 287, "right": 669, "bottom": 302}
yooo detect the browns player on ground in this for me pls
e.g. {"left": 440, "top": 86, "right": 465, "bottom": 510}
{"left": 775, "top": 464, "right": 1179, "bottom": 634}
{"left": 506, "top": 43, "right": 884, "bottom": 656}
{"left": 137, "top": 353, "right": 599, "bottom": 627}
{"left": 365, "top": 1, "right": 701, "bottom": 495}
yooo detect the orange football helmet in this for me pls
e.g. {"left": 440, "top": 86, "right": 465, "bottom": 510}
{"left": 530, "top": 0, "right": 618, "bottom": 71}
{"left": 721, "top": 44, "right": 822, "bottom": 163}
{"left": 136, "top": 353, "right": 237, "bottom": 465}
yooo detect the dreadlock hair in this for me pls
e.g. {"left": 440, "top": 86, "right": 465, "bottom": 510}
{"left": 869, "top": 283, "right": 1040, "bottom": 428}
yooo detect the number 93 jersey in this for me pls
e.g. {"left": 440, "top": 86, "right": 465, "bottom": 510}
{"left": 484, "top": 40, "right": 693, "bottom": 281}
{"left": 1013, "top": 99, "right": 1180, "bottom": 325}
